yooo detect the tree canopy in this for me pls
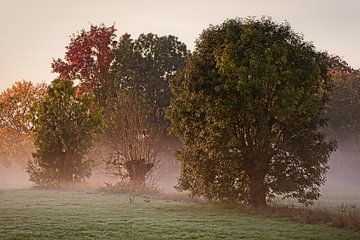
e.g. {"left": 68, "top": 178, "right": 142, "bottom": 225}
{"left": 112, "top": 33, "right": 188, "bottom": 131}
{"left": 168, "top": 17, "right": 336, "bottom": 207}
{"left": 0, "top": 81, "right": 46, "bottom": 135}
{"left": 50, "top": 24, "right": 189, "bottom": 189}
{"left": 52, "top": 24, "right": 117, "bottom": 105}
{"left": 0, "top": 81, "right": 46, "bottom": 165}
{"left": 326, "top": 60, "right": 360, "bottom": 140}
{"left": 325, "top": 58, "right": 360, "bottom": 184}
{"left": 27, "top": 79, "right": 103, "bottom": 186}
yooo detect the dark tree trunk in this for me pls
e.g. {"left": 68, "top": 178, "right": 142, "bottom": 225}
{"left": 60, "top": 153, "right": 73, "bottom": 184}
{"left": 125, "top": 159, "right": 154, "bottom": 185}
{"left": 248, "top": 174, "right": 267, "bottom": 208}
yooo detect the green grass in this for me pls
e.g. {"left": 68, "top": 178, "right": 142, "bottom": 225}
{"left": 0, "top": 189, "right": 359, "bottom": 239}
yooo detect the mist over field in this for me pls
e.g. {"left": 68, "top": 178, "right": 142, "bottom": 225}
{"left": 0, "top": 163, "right": 31, "bottom": 189}
{"left": 0, "top": 144, "right": 359, "bottom": 196}
{"left": 0, "top": 149, "right": 181, "bottom": 192}
{"left": 326, "top": 152, "right": 360, "bottom": 193}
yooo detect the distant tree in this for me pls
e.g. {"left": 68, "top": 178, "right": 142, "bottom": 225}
{"left": 325, "top": 58, "right": 360, "bottom": 183}
{"left": 326, "top": 58, "right": 360, "bottom": 140}
{"left": 0, "top": 81, "right": 47, "bottom": 135}
{"left": 168, "top": 18, "right": 336, "bottom": 207}
{"left": 27, "top": 79, "right": 103, "bottom": 186}
{"left": 326, "top": 55, "right": 359, "bottom": 75}
{"left": 112, "top": 33, "right": 188, "bottom": 132}
{"left": 52, "top": 24, "right": 117, "bottom": 105}
{"left": 104, "top": 90, "right": 158, "bottom": 185}
{"left": 0, "top": 81, "right": 46, "bottom": 165}
{"left": 0, "top": 127, "right": 30, "bottom": 167}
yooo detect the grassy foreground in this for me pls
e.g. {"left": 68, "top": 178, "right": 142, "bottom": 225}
{"left": 0, "top": 189, "right": 359, "bottom": 240}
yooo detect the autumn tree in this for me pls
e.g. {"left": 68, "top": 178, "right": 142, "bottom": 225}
{"left": 325, "top": 57, "right": 360, "bottom": 184}
{"left": 51, "top": 24, "right": 188, "bottom": 180}
{"left": 104, "top": 90, "right": 158, "bottom": 185}
{"left": 52, "top": 24, "right": 117, "bottom": 105}
{"left": 112, "top": 33, "right": 188, "bottom": 132}
{"left": 52, "top": 25, "right": 188, "bottom": 135}
{"left": 168, "top": 18, "right": 336, "bottom": 207}
{"left": 326, "top": 57, "right": 360, "bottom": 139}
{"left": 27, "top": 79, "right": 103, "bottom": 186}
{"left": 0, "top": 81, "right": 46, "bottom": 165}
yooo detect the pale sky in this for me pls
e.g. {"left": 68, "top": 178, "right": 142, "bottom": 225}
{"left": 0, "top": 0, "right": 359, "bottom": 91}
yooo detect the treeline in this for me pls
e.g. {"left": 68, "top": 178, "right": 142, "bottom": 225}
{"left": 0, "top": 17, "right": 359, "bottom": 207}
{"left": 0, "top": 24, "right": 188, "bottom": 187}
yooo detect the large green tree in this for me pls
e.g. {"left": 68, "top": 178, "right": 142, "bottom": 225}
{"left": 27, "top": 79, "right": 103, "bottom": 186}
{"left": 168, "top": 18, "right": 336, "bottom": 207}
{"left": 112, "top": 33, "right": 188, "bottom": 131}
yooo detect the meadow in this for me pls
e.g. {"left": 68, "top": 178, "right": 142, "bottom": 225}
{"left": 1, "top": 189, "right": 360, "bottom": 240}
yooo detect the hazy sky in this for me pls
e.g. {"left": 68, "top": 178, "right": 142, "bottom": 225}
{"left": 0, "top": 0, "right": 359, "bottom": 91}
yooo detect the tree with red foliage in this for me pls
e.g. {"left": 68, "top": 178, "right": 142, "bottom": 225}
{"left": 52, "top": 24, "right": 117, "bottom": 104}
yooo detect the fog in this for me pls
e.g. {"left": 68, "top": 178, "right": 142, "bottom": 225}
{"left": 0, "top": 150, "right": 181, "bottom": 192}
{"left": 323, "top": 146, "right": 360, "bottom": 194}
{"left": 0, "top": 144, "right": 359, "bottom": 196}
{"left": 0, "top": 163, "right": 32, "bottom": 189}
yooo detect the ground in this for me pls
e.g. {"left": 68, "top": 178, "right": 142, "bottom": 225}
{"left": 0, "top": 189, "right": 359, "bottom": 240}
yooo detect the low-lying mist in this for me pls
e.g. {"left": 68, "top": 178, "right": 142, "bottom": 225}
{"left": 0, "top": 143, "right": 359, "bottom": 197}
{"left": 0, "top": 163, "right": 32, "bottom": 189}
{"left": 0, "top": 150, "right": 181, "bottom": 193}
{"left": 323, "top": 149, "right": 360, "bottom": 194}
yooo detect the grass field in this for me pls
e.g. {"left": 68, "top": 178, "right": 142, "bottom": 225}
{"left": 0, "top": 189, "right": 360, "bottom": 239}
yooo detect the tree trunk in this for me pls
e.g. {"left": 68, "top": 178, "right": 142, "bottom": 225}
{"left": 125, "top": 159, "right": 154, "bottom": 185}
{"left": 248, "top": 174, "right": 267, "bottom": 208}
{"left": 60, "top": 153, "right": 73, "bottom": 184}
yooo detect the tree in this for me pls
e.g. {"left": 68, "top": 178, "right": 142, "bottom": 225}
{"left": 168, "top": 18, "right": 336, "bottom": 207}
{"left": 0, "top": 81, "right": 47, "bottom": 135}
{"left": 0, "top": 81, "right": 46, "bottom": 165}
{"left": 112, "top": 33, "right": 188, "bottom": 132}
{"left": 104, "top": 90, "right": 158, "bottom": 185}
{"left": 27, "top": 79, "right": 103, "bottom": 186}
{"left": 52, "top": 24, "right": 117, "bottom": 105}
{"left": 326, "top": 58, "right": 360, "bottom": 139}
{"left": 325, "top": 58, "right": 360, "bottom": 185}
{"left": 52, "top": 25, "right": 188, "bottom": 136}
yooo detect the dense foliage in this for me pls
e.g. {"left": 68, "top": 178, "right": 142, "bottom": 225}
{"left": 52, "top": 24, "right": 188, "bottom": 124}
{"left": 327, "top": 68, "right": 360, "bottom": 140}
{"left": 112, "top": 33, "right": 188, "bottom": 131}
{"left": 0, "top": 81, "right": 47, "bottom": 135}
{"left": 168, "top": 18, "right": 336, "bottom": 207}
{"left": 27, "top": 79, "right": 103, "bottom": 186}
{"left": 0, "top": 81, "right": 46, "bottom": 165}
{"left": 50, "top": 24, "right": 189, "bottom": 188}
{"left": 52, "top": 24, "right": 117, "bottom": 105}
{"left": 325, "top": 59, "right": 360, "bottom": 183}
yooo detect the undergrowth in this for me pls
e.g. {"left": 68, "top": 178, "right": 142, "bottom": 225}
{"left": 220, "top": 202, "right": 360, "bottom": 231}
